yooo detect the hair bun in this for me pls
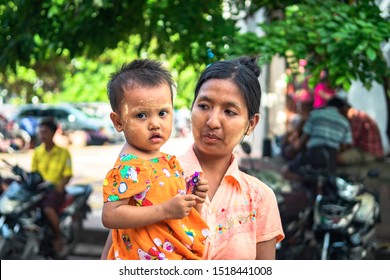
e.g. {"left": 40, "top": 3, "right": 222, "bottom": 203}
{"left": 237, "top": 55, "right": 261, "bottom": 78}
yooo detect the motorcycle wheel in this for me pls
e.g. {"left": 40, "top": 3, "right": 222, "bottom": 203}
{"left": 54, "top": 213, "right": 83, "bottom": 259}
{"left": 0, "top": 237, "right": 13, "bottom": 259}
{"left": 20, "top": 232, "right": 40, "bottom": 260}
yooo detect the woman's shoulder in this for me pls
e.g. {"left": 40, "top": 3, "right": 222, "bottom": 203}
{"left": 237, "top": 171, "right": 278, "bottom": 208}
{"left": 239, "top": 170, "right": 276, "bottom": 196}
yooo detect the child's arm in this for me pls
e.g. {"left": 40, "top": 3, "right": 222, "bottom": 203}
{"left": 102, "top": 193, "right": 198, "bottom": 229}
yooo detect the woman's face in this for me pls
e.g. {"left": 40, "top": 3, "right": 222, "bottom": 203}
{"left": 191, "top": 78, "right": 258, "bottom": 158}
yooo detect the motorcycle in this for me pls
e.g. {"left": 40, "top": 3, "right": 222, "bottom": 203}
{"left": 0, "top": 115, "right": 31, "bottom": 153}
{"left": 0, "top": 159, "right": 92, "bottom": 259}
{"left": 305, "top": 167, "right": 381, "bottom": 260}
{"left": 239, "top": 142, "right": 313, "bottom": 260}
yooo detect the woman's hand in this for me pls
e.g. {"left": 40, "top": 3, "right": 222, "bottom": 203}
{"left": 189, "top": 175, "right": 208, "bottom": 213}
{"left": 185, "top": 173, "right": 208, "bottom": 204}
{"left": 193, "top": 177, "right": 208, "bottom": 204}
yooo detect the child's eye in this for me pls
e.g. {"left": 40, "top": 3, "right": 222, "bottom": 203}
{"left": 137, "top": 113, "right": 147, "bottom": 119}
{"left": 159, "top": 110, "right": 168, "bottom": 117}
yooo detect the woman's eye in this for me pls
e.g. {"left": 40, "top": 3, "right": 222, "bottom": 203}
{"left": 137, "top": 113, "right": 147, "bottom": 119}
{"left": 225, "top": 109, "right": 237, "bottom": 116}
{"left": 197, "top": 103, "right": 208, "bottom": 110}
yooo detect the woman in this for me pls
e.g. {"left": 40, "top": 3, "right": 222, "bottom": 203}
{"left": 101, "top": 55, "right": 284, "bottom": 260}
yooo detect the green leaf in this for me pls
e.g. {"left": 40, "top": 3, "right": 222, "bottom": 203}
{"left": 366, "top": 47, "right": 377, "bottom": 61}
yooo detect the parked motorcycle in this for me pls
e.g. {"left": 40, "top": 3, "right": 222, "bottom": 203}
{"left": 239, "top": 142, "right": 313, "bottom": 260}
{"left": 0, "top": 114, "right": 31, "bottom": 153}
{"left": 0, "top": 159, "right": 92, "bottom": 259}
{"left": 305, "top": 168, "right": 381, "bottom": 260}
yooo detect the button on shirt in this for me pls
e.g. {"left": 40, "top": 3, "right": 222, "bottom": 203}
{"left": 178, "top": 146, "right": 284, "bottom": 260}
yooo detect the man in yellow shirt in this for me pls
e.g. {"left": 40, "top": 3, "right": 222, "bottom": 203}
{"left": 32, "top": 117, "right": 73, "bottom": 252}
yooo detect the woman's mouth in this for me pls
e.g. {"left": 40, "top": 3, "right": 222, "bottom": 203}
{"left": 203, "top": 134, "right": 220, "bottom": 143}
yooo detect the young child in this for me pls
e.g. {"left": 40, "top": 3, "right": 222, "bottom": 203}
{"left": 101, "top": 59, "right": 209, "bottom": 260}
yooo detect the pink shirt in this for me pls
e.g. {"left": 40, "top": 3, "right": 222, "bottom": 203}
{"left": 178, "top": 146, "right": 285, "bottom": 260}
{"left": 313, "top": 82, "right": 335, "bottom": 109}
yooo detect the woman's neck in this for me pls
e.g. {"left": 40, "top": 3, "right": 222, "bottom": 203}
{"left": 193, "top": 147, "right": 232, "bottom": 201}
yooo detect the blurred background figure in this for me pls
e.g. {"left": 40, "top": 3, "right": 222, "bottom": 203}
{"left": 32, "top": 117, "right": 73, "bottom": 252}
{"left": 313, "top": 69, "right": 336, "bottom": 109}
{"left": 281, "top": 99, "right": 352, "bottom": 182}
{"left": 330, "top": 97, "right": 385, "bottom": 165}
{"left": 174, "top": 106, "right": 190, "bottom": 137}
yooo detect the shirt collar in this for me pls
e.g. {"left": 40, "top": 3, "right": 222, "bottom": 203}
{"left": 39, "top": 143, "right": 60, "bottom": 154}
{"left": 181, "top": 145, "right": 246, "bottom": 190}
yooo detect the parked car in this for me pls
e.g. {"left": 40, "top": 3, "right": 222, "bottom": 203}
{"left": 13, "top": 104, "right": 123, "bottom": 147}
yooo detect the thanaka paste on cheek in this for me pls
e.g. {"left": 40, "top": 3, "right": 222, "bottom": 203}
{"left": 120, "top": 103, "right": 137, "bottom": 141}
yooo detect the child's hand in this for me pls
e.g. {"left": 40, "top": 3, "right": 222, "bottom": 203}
{"left": 161, "top": 194, "right": 197, "bottom": 219}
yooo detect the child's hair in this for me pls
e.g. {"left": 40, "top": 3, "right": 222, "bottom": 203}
{"left": 107, "top": 59, "right": 175, "bottom": 113}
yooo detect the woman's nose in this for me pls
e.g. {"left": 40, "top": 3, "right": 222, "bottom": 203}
{"left": 206, "top": 111, "right": 221, "bottom": 129}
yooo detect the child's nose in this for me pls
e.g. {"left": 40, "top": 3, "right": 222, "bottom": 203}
{"left": 148, "top": 117, "right": 161, "bottom": 130}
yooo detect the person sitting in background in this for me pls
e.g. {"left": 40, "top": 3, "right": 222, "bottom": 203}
{"left": 281, "top": 98, "right": 352, "bottom": 182}
{"left": 281, "top": 96, "right": 313, "bottom": 161}
{"left": 32, "top": 117, "right": 73, "bottom": 252}
{"left": 330, "top": 97, "right": 384, "bottom": 165}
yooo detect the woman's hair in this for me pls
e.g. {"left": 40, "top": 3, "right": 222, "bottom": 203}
{"left": 192, "top": 55, "right": 262, "bottom": 119}
{"left": 107, "top": 59, "right": 175, "bottom": 113}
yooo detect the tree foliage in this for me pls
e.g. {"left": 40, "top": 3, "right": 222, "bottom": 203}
{"left": 230, "top": 0, "right": 390, "bottom": 91}
{"left": 1, "top": 0, "right": 389, "bottom": 106}
{"left": 0, "top": 0, "right": 237, "bottom": 72}
{"left": 0, "top": 0, "right": 237, "bottom": 104}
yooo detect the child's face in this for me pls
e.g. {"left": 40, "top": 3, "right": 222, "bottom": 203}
{"left": 111, "top": 83, "right": 173, "bottom": 158}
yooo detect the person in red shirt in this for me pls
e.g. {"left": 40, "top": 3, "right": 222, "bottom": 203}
{"left": 330, "top": 97, "right": 384, "bottom": 165}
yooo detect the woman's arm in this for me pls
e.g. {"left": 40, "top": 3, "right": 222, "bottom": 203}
{"left": 255, "top": 238, "right": 277, "bottom": 260}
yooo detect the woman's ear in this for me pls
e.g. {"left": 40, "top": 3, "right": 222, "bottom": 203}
{"left": 110, "top": 111, "right": 123, "bottom": 132}
{"left": 246, "top": 113, "right": 260, "bottom": 135}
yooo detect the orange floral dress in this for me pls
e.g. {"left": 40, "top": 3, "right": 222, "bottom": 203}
{"left": 103, "top": 153, "right": 209, "bottom": 260}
